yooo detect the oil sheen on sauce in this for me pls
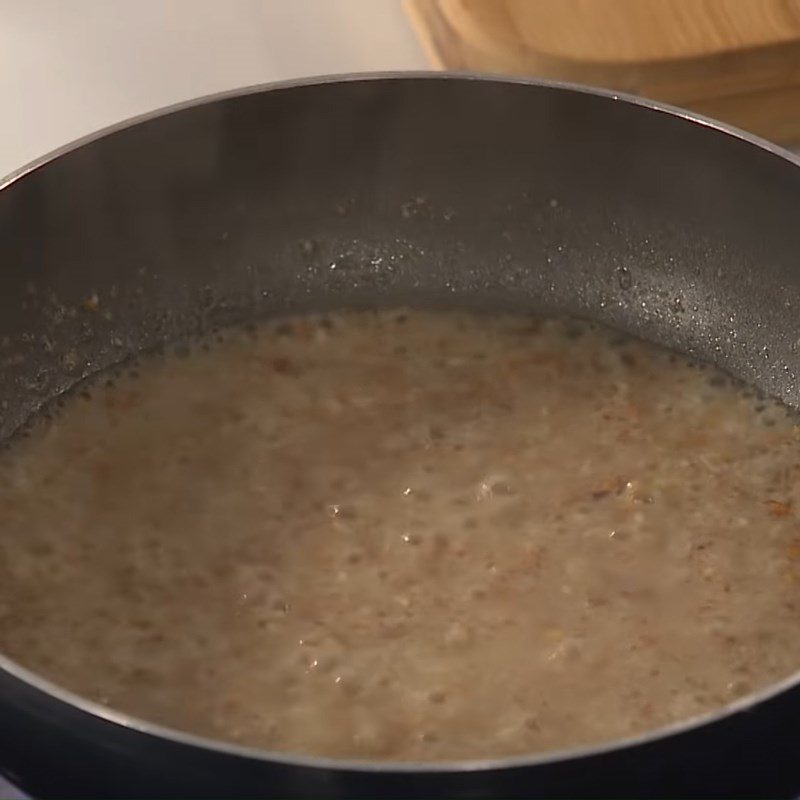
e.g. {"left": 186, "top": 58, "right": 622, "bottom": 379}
{"left": 1, "top": 309, "right": 800, "bottom": 761}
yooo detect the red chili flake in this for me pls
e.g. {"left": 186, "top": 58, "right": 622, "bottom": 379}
{"left": 767, "top": 500, "right": 792, "bottom": 517}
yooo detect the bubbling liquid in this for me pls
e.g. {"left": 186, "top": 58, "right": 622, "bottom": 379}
{"left": 1, "top": 309, "right": 799, "bottom": 760}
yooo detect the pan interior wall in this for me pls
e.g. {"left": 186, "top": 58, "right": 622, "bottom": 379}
{"left": 0, "top": 78, "right": 798, "bottom": 438}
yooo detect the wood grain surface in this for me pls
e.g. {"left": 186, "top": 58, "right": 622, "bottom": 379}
{"left": 404, "top": 0, "right": 800, "bottom": 141}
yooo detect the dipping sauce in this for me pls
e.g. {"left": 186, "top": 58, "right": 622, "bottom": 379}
{"left": 1, "top": 310, "right": 799, "bottom": 760}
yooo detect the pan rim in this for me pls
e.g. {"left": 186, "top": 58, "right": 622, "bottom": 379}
{"left": 2, "top": 70, "right": 799, "bottom": 194}
{"left": 3, "top": 643, "right": 800, "bottom": 773}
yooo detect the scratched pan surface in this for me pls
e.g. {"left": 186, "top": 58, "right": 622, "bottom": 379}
{"left": 1, "top": 75, "right": 800, "bottom": 798}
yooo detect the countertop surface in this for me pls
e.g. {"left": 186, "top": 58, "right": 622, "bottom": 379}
{"left": 0, "top": 0, "right": 426, "bottom": 179}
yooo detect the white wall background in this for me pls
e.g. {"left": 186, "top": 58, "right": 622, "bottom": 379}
{"left": 0, "top": 0, "right": 427, "bottom": 177}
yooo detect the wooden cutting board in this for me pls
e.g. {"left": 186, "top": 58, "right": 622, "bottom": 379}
{"left": 404, "top": 0, "right": 800, "bottom": 142}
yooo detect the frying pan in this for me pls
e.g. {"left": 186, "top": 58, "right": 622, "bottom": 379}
{"left": 1, "top": 73, "right": 800, "bottom": 799}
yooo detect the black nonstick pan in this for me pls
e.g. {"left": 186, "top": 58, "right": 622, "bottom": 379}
{"left": 1, "top": 74, "right": 800, "bottom": 799}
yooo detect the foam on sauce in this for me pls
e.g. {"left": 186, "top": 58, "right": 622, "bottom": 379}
{"left": 1, "top": 309, "right": 800, "bottom": 760}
